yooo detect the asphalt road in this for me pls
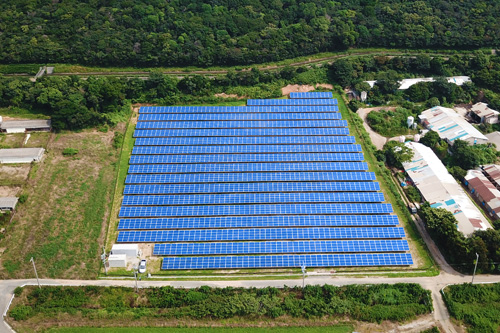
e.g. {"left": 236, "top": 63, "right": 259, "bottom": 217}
{"left": 2, "top": 271, "right": 500, "bottom": 333}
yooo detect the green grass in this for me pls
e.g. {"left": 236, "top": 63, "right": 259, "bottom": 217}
{"left": 0, "top": 129, "right": 122, "bottom": 279}
{"left": 334, "top": 93, "right": 436, "bottom": 274}
{"left": 0, "top": 107, "right": 49, "bottom": 119}
{"left": 48, "top": 326, "right": 354, "bottom": 333}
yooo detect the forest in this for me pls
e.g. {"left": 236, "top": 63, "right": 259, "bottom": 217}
{"left": 1, "top": 1, "right": 500, "bottom": 66}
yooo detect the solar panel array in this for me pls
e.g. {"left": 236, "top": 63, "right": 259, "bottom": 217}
{"left": 117, "top": 92, "right": 413, "bottom": 270}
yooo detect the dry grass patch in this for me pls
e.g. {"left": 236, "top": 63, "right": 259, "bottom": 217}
{"left": 0, "top": 128, "right": 123, "bottom": 279}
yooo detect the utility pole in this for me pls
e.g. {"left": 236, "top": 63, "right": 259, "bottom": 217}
{"left": 30, "top": 257, "right": 40, "bottom": 289}
{"left": 133, "top": 266, "right": 138, "bottom": 292}
{"left": 101, "top": 246, "right": 107, "bottom": 276}
{"left": 472, "top": 252, "right": 479, "bottom": 284}
{"left": 301, "top": 265, "right": 306, "bottom": 288}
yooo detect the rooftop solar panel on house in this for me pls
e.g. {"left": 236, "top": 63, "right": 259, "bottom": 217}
{"left": 134, "top": 136, "right": 356, "bottom": 146}
{"left": 132, "top": 144, "right": 361, "bottom": 155}
{"left": 118, "top": 215, "right": 400, "bottom": 230}
{"left": 118, "top": 203, "right": 394, "bottom": 218}
{"left": 117, "top": 227, "right": 405, "bottom": 242}
{"left": 153, "top": 239, "right": 409, "bottom": 255}
{"left": 125, "top": 172, "right": 376, "bottom": 184}
{"left": 161, "top": 253, "right": 413, "bottom": 270}
{"left": 133, "top": 128, "right": 350, "bottom": 137}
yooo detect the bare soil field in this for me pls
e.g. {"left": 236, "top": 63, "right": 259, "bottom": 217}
{"left": 281, "top": 84, "right": 333, "bottom": 95}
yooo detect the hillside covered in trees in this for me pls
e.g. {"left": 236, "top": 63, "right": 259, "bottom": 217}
{"left": 1, "top": 0, "right": 500, "bottom": 66}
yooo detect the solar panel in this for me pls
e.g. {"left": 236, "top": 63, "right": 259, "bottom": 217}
{"left": 129, "top": 153, "right": 365, "bottom": 164}
{"left": 124, "top": 182, "right": 381, "bottom": 195}
{"left": 134, "top": 136, "right": 356, "bottom": 146}
{"left": 125, "top": 172, "right": 376, "bottom": 184}
{"left": 132, "top": 144, "right": 362, "bottom": 155}
{"left": 135, "top": 120, "right": 348, "bottom": 129}
{"left": 139, "top": 106, "right": 340, "bottom": 113}
{"left": 122, "top": 192, "right": 385, "bottom": 206}
{"left": 138, "top": 112, "right": 341, "bottom": 122}
{"left": 117, "top": 227, "right": 405, "bottom": 242}
{"left": 153, "top": 240, "right": 409, "bottom": 255}
{"left": 118, "top": 203, "right": 394, "bottom": 218}
{"left": 161, "top": 253, "right": 413, "bottom": 270}
{"left": 128, "top": 162, "right": 368, "bottom": 174}
{"left": 289, "top": 92, "right": 334, "bottom": 99}
{"left": 247, "top": 99, "right": 338, "bottom": 106}
{"left": 133, "top": 128, "right": 350, "bottom": 137}
{"left": 118, "top": 215, "right": 400, "bottom": 230}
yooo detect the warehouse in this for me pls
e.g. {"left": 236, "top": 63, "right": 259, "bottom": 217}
{"left": 465, "top": 170, "right": 500, "bottom": 220}
{"left": 0, "top": 148, "right": 45, "bottom": 164}
{"left": 0, "top": 118, "right": 51, "bottom": 133}
{"left": 0, "top": 197, "right": 18, "bottom": 211}
{"left": 403, "top": 142, "right": 491, "bottom": 236}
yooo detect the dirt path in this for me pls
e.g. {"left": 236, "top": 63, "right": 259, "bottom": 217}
{"left": 357, "top": 107, "right": 395, "bottom": 149}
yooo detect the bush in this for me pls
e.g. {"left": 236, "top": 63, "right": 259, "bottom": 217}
{"left": 13, "top": 286, "right": 23, "bottom": 297}
{"left": 10, "top": 305, "right": 33, "bottom": 321}
{"left": 18, "top": 193, "right": 28, "bottom": 204}
{"left": 112, "top": 131, "right": 124, "bottom": 149}
{"left": 404, "top": 186, "right": 422, "bottom": 203}
{"left": 62, "top": 148, "right": 79, "bottom": 156}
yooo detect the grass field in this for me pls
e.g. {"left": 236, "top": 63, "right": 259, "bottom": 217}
{"left": 48, "top": 326, "right": 354, "bottom": 333}
{"left": 0, "top": 127, "right": 125, "bottom": 279}
{"left": 334, "top": 93, "right": 436, "bottom": 274}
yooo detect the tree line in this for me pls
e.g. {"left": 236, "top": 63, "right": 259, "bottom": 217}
{"left": 1, "top": 1, "right": 500, "bottom": 66}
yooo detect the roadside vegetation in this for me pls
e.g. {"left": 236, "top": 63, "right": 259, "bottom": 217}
{"left": 443, "top": 283, "right": 500, "bottom": 333}
{"left": 8, "top": 284, "right": 432, "bottom": 331}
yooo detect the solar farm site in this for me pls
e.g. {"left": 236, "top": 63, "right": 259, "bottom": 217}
{"left": 117, "top": 92, "right": 413, "bottom": 270}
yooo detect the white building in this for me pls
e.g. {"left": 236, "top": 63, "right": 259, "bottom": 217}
{"left": 0, "top": 148, "right": 45, "bottom": 164}
{"left": 0, "top": 118, "right": 51, "bottom": 133}
{"left": 365, "top": 76, "right": 471, "bottom": 90}
{"left": 403, "top": 142, "right": 491, "bottom": 236}
{"left": 469, "top": 102, "right": 499, "bottom": 124}
{"left": 418, "top": 106, "right": 488, "bottom": 145}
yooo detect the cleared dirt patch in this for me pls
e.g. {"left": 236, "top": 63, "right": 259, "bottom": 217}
{"left": 0, "top": 186, "right": 21, "bottom": 196}
{"left": 281, "top": 84, "right": 333, "bottom": 96}
{"left": 0, "top": 165, "right": 30, "bottom": 185}
{"left": 214, "top": 93, "right": 245, "bottom": 99}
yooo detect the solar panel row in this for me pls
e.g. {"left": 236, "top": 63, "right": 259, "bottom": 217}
{"left": 122, "top": 192, "right": 385, "bottom": 206}
{"left": 134, "top": 136, "right": 356, "bottom": 146}
{"left": 117, "top": 227, "right": 405, "bottom": 242}
{"left": 124, "top": 182, "right": 380, "bottom": 195}
{"left": 118, "top": 215, "right": 400, "bottom": 230}
{"left": 127, "top": 162, "right": 369, "bottom": 174}
{"left": 136, "top": 120, "right": 348, "bottom": 129}
{"left": 118, "top": 203, "right": 394, "bottom": 218}
{"left": 247, "top": 99, "right": 338, "bottom": 106}
{"left": 289, "top": 92, "right": 333, "bottom": 99}
{"left": 139, "top": 105, "right": 340, "bottom": 113}
{"left": 132, "top": 144, "right": 362, "bottom": 155}
{"left": 138, "top": 112, "right": 341, "bottom": 122}
{"left": 153, "top": 239, "right": 409, "bottom": 255}
{"left": 129, "top": 153, "right": 365, "bottom": 164}
{"left": 133, "top": 128, "right": 350, "bottom": 137}
{"left": 125, "top": 172, "right": 376, "bottom": 184}
{"left": 161, "top": 253, "right": 413, "bottom": 270}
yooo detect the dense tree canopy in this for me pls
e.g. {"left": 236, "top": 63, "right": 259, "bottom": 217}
{"left": 1, "top": 1, "right": 500, "bottom": 66}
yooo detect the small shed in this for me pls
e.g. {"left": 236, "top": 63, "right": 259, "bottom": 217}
{"left": 111, "top": 244, "right": 139, "bottom": 257}
{"left": 0, "top": 118, "right": 51, "bottom": 133}
{"left": 108, "top": 254, "right": 127, "bottom": 268}
{"left": 0, "top": 148, "right": 45, "bottom": 164}
{"left": 0, "top": 197, "right": 18, "bottom": 211}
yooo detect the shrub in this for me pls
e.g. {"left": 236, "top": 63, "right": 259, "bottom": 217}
{"left": 10, "top": 305, "right": 33, "bottom": 321}
{"left": 62, "top": 148, "right": 79, "bottom": 156}
{"left": 112, "top": 131, "right": 123, "bottom": 149}
{"left": 18, "top": 194, "right": 28, "bottom": 204}
{"left": 13, "top": 286, "right": 23, "bottom": 297}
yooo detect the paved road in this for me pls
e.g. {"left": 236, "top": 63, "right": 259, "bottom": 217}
{"left": 2, "top": 272, "right": 500, "bottom": 333}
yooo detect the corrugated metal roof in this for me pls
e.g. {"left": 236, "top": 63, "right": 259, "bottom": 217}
{"left": 0, "top": 197, "right": 18, "bottom": 209}
{"left": 0, "top": 119, "right": 51, "bottom": 130}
